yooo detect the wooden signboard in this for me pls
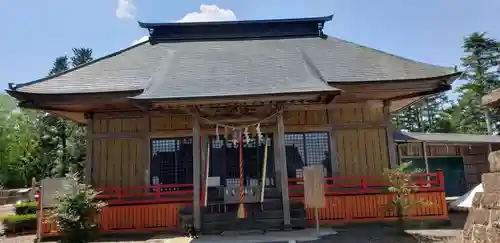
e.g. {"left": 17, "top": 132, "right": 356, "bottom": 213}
{"left": 303, "top": 164, "right": 326, "bottom": 234}
{"left": 303, "top": 165, "right": 326, "bottom": 208}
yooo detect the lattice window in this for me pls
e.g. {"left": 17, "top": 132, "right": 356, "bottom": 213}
{"left": 150, "top": 137, "right": 193, "bottom": 189}
{"left": 285, "top": 132, "right": 331, "bottom": 179}
{"left": 208, "top": 135, "right": 274, "bottom": 186}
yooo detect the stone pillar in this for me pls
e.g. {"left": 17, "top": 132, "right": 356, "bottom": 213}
{"left": 462, "top": 150, "right": 500, "bottom": 242}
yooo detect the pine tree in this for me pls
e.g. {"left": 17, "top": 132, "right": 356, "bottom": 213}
{"left": 458, "top": 32, "right": 500, "bottom": 134}
{"left": 36, "top": 48, "right": 94, "bottom": 178}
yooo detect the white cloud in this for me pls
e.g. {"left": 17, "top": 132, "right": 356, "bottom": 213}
{"left": 116, "top": 0, "right": 136, "bottom": 20}
{"left": 130, "top": 4, "right": 236, "bottom": 45}
{"left": 177, "top": 4, "right": 236, "bottom": 23}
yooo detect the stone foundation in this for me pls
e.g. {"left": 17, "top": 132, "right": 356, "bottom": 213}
{"left": 462, "top": 151, "right": 500, "bottom": 242}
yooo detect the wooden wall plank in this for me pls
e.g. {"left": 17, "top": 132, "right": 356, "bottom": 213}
{"left": 89, "top": 103, "right": 394, "bottom": 188}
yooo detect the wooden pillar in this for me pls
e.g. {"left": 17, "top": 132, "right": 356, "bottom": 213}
{"left": 328, "top": 109, "right": 339, "bottom": 176}
{"left": 422, "top": 142, "right": 430, "bottom": 173}
{"left": 84, "top": 113, "right": 93, "bottom": 185}
{"left": 396, "top": 143, "right": 402, "bottom": 166}
{"left": 143, "top": 114, "right": 151, "bottom": 186}
{"left": 383, "top": 101, "right": 397, "bottom": 169}
{"left": 192, "top": 114, "right": 202, "bottom": 230}
{"left": 276, "top": 111, "right": 291, "bottom": 225}
{"left": 273, "top": 129, "right": 282, "bottom": 191}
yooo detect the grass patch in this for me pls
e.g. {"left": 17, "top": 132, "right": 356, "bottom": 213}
{"left": 14, "top": 201, "right": 38, "bottom": 215}
{"left": 1, "top": 213, "right": 37, "bottom": 234}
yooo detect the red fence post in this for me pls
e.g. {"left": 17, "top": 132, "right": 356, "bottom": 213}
{"left": 416, "top": 175, "right": 422, "bottom": 188}
{"left": 361, "top": 176, "right": 367, "bottom": 190}
{"left": 436, "top": 169, "right": 445, "bottom": 191}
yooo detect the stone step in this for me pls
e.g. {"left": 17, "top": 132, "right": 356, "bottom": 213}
{"left": 201, "top": 218, "right": 285, "bottom": 234}
{"left": 203, "top": 198, "right": 284, "bottom": 213}
{"left": 202, "top": 209, "right": 284, "bottom": 222}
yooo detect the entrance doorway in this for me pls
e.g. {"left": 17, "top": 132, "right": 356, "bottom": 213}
{"left": 205, "top": 135, "right": 275, "bottom": 204}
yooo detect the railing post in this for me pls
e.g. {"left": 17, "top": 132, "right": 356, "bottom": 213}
{"left": 436, "top": 169, "right": 445, "bottom": 191}
{"left": 416, "top": 175, "right": 422, "bottom": 188}
{"left": 361, "top": 177, "right": 367, "bottom": 190}
{"left": 155, "top": 186, "right": 161, "bottom": 199}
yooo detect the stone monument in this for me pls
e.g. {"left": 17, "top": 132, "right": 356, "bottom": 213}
{"left": 462, "top": 150, "right": 500, "bottom": 242}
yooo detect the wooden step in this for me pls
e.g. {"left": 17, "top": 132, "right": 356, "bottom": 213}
{"left": 201, "top": 218, "right": 285, "bottom": 234}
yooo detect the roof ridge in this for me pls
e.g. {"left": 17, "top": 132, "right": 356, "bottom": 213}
{"left": 327, "top": 36, "right": 455, "bottom": 71}
{"left": 10, "top": 41, "right": 150, "bottom": 91}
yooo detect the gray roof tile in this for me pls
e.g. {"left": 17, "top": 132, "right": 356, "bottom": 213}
{"left": 14, "top": 36, "right": 456, "bottom": 98}
{"left": 394, "top": 132, "right": 500, "bottom": 144}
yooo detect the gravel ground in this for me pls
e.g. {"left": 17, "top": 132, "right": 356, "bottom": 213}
{"left": 0, "top": 213, "right": 467, "bottom": 243}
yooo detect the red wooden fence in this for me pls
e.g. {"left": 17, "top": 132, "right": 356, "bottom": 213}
{"left": 38, "top": 184, "right": 193, "bottom": 237}
{"left": 288, "top": 170, "right": 448, "bottom": 224}
{"left": 38, "top": 171, "right": 449, "bottom": 237}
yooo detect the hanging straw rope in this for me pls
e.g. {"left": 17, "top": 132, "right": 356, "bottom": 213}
{"left": 237, "top": 132, "right": 247, "bottom": 219}
{"left": 260, "top": 138, "right": 268, "bottom": 203}
{"left": 197, "top": 108, "right": 284, "bottom": 131}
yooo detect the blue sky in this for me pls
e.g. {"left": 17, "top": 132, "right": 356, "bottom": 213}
{"left": 0, "top": 0, "right": 499, "bottom": 98}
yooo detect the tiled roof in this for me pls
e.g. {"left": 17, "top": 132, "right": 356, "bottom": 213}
{"left": 393, "top": 132, "right": 500, "bottom": 144}
{"left": 11, "top": 17, "right": 456, "bottom": 100}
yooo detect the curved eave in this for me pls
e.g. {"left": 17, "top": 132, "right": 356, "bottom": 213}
{"left": 138, "top": 15, "right": 334, "bottom": 28}
{"left": 6, "top": 89, "right": 144, "bottom": 107}
{"left": 328, "top": 72, "right": 461, "bottom": 85}
{"left": 129, "top": 89, "right": 341, "bottom": 104}
{"left": 482, "top": 88, "right": 500, "bottom": 108}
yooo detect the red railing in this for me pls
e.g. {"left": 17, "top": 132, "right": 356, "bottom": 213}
{"left": 288, "top": 170, "right": 445, "bottom": 197}
{"left": 287, "top": 170, "right": 448, "bottom": 224}
{"left": 38, "top": 184, "right": 194, "bottom": 237}
{"left": 96, "top": 184, "right": 193, "bottom": 205}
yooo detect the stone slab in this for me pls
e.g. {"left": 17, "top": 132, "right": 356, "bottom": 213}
{"left": 159, "top": 228, "right": 337, "bottom": 243}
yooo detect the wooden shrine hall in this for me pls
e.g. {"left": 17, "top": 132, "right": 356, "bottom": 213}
{"left": 7, "top": 15, "right": 458, "bottom": 235}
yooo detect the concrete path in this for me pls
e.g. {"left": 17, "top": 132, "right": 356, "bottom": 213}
{"left": 158, "top": 228, "right": 337, "bottom": 243}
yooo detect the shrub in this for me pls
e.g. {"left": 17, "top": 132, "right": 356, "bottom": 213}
{"left": 383, "top": 162, "right": 431, "bottom": 233}
{"left": 50, "top": 172, "right": 106, "bottom": 243}
{"left": 1, "top": 213, "right": 37, "bottom": 234}
{"left": 15, "top": 201, "right": 38, "bottom": 215}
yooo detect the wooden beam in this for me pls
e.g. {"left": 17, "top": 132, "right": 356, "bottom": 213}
{"left": 156, "top": 93, "right": 323, "bottom": 107}
{"left": 191, "top": 113, "right": 202, "bottom": 230}
{"left": 199, "top": 115, "right": 272, "bottom": 125}
{"left": 383, "top": 101, "right": 397, "bottom": 169}
{"left": 85, "top": 113, "right": 93, "bottom": 185}
{"left": 332, "top": 122, "right": 387, "bottom": 130}
{"left": 93, "top": 111, "right": 147, "bottom": 119}
{"left": 276, "top": 112, "right": 291, "bottom": 225}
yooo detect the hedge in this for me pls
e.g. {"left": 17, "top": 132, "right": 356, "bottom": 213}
{"left": 15, "top": 202, "right": 38, "bottom": 215}
{"left": 1, "top": 213, "right": 37, "bottom": 234}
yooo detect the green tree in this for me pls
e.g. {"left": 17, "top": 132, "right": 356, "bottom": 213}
{"left": 393, "top": 93, "right": 454, "bottom": 133}
{"left": 36, "top": 48, "right": 94, "bottom": 178}
{"left": 0, "top": 95, "right": 39, "bottom": 188}
{"left": 458, "top": 32, "right": 500, "bottom": 134}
